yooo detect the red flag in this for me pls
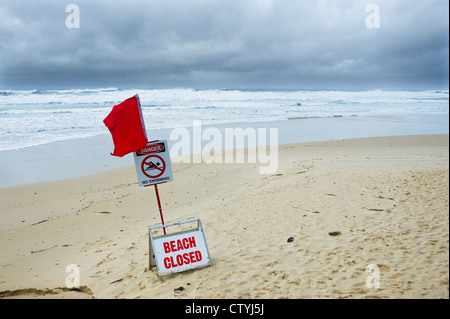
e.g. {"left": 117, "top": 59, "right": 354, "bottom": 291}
{"left": 103, "top": 95, "right": 148, "bottom": 157}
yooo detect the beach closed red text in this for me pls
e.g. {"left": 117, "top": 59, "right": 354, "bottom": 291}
{"left": 162, "top": 236, "right": 202, "bottom": 269}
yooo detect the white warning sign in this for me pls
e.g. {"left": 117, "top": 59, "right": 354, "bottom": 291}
{"left": 148, "top": 218, "right": 211, "bottom": 280}
{"left": 152, "top": 229, "right": 210, "bottom": 277}
{"left": 134, "top": 140, "right": 173, "bottom": 187}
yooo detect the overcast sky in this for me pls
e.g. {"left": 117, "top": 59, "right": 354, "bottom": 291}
{"left": 0, "top": 0, "right": 448, "bottom": 90}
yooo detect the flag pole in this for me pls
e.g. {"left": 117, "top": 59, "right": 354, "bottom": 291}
{"left": 154, "top": 183, "right": 166, "bottom": 235}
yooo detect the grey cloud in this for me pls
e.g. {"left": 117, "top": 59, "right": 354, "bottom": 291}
{"left": 0, "top": 0, "right": 448, "bottom": 89}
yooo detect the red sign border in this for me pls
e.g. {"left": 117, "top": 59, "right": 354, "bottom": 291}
{"left": 141, "top": 154, "right": 166, "bottom": 178}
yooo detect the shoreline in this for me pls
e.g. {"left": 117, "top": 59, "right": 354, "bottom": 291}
{"left": 0, "top": 133, "right": 448, "bottom": 299}
{"left": 1, "top": 112, "right": 449, "bottom": 187}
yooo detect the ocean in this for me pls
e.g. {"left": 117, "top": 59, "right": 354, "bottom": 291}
{"left": 1, "top": 88, "right": 448, "bottom": 152}
{"left": 0, "top": 88, "right": 448, "bottom": 186}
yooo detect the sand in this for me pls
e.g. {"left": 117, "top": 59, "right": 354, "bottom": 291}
{"left": 0, "top": 134, "right": 448, "bottom": 299}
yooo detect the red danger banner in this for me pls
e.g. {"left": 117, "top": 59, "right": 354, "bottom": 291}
{"left": 136, "top": 143, "right": 165, "bottom": 156}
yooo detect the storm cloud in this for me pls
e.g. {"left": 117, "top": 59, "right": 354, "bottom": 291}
{"left": 0, "top": 0, "right": 448, "bottom": 89}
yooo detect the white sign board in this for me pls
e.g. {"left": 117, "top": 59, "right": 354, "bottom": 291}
{"left": 151, "top": 227, "right": 211, "bottom": 278}
{"left": 134, "top": 140, "right": 173, "bottom": 187}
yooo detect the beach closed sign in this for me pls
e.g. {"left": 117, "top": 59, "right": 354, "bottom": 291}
{"left": 134, "top": 140, "right": 173, "bottom": 187}
{"left": 152, "top": 229, "right": 211, "bottom": 277}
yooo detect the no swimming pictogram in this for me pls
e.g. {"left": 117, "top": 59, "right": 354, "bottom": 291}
{"left": 141, "top": 154, "right": 166, "bottom": 178}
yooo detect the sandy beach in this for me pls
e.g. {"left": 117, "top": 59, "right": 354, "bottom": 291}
{"left": 0, "top": 134, "right": 448, "bottom": 299}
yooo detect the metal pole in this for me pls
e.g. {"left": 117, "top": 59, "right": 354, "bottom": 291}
{"left": 154, "top": 183, "right": 166, "bottom": 235}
